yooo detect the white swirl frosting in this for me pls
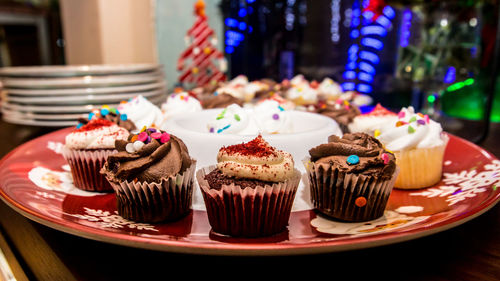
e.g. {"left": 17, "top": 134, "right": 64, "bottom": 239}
{"left": 217, "top": 135, "right": 295, "bottom": 182}
{"left": 377, "top": 107, "right": 447, "bottom": 151}
{"left": 317, "top": 78, "right": 343, "bottom": 100}
{"left": 65, "top": 123, "right": 129, "bottom": 149}
{"left": 161, "top": 92, "right": 202, "bottom": 121}
{"left": 253, "top": 100, "right": 293, "bottom": 134}
{"left": 117, "top": 95, "right": 164, "bottom": 129}
{"left": 286, "top": 83, "right": 318, "bottom": 105}
{"left": 207, "top": 104, "right": 259, "bottom": 135}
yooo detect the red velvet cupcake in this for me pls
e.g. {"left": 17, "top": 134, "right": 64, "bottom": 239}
{"left": 196, "top": 135, "right": 301, "bottom": 237}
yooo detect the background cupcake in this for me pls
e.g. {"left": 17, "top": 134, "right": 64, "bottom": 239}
{"left": 63, "top": 118, "right": 129, "bottom": 192}
{"left": 348, "top": 103, "right": 398, "bottom": 135}
{"left": 315, "top": 99, "right": 361, "bottom": 133}
{"left": 101, "top": 128, "right": 196, "bottom": 223}
{"left": 117, "top": 95, "right": 164, "bottom": 130}
{"left": 305, "top": 133, "right": 398, "bottom": 222}
{"left": 196, "top": 135, "right": 301, "bottom": 237}
{"left": 377, "top": 106, "right": 449, "bottom": 189}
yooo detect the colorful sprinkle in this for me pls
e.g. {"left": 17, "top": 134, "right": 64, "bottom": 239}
{"left": 130, "top": 135, "right": 138, "bottom": 142}
{"left": 132, "top": 141, "right": 144, "bottom": 151}
{"left": 147, "top": 128, "right": 157, "bottom": 133}
{"left": 151, "top": 132, "right": 162, "bottom": 139}
{"left": 137, "top": 132, "right": 148, "bottom": 142}
{"left": 120, "top": 114, "right": 128, "bottom": 121}
{"left": 417, "top": 113, "right": 424, "bottom": 118}
{"left": 396, "top": 121, "right": 407, "bottom": 127}
{"left": 272, "top": 113, "right": 280, "bottom": 120}
{"left": 398, "top": 111, "right": 405, "bottom": 119}
{"left": 100, "top": 108, "right": 109, "bottom": 116}
{"left": 209, "top": 127, "right": 214, "bottom": 133}
{"left": 88, "top": 112, "right": 95, "bottom": 120}
{"left": 417, "top": 119, "right": 426, "bottom": 125}
{"left": 160, "top": 133, "right": 170, "bottom": 143}
{"left": 234, "top": 114, "right": 241, "bottom": 121}
{"left": 125, "top": 143, "right": 135, "bottom": 153}
{"left": 408, "top": 125, "right": 415, "bottom": 134}
{"left": 140, "top": 126, "right": 147, "bottom": 133}
{"left": 409, "top": 116, "right": 417, "bottom": 123}
{"left": 424, "top": 114, "right": 430, "bottom": 124}
{"left": 374, "top": 129, "right": 381, "bottom": 138}
{"left": 217, "top": 124, "right": 231, "bottom": 133}
{"left": 278, "top": 105, "right": 285, "bottom": 112}
{"left": 76, "top": 123, "right": 83, "bottom": 129}
{"left": 346, "top": 155, "right": 360, "bottom": 165}
{"left": 381, "top": 153, "right": 390, "bottom": 164}
{"left": 355, "top": 197, "right": 367, "bottom": 207}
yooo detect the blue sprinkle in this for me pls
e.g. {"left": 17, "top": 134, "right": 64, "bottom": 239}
{"left": 213, "top": 91, "right": 219, "bottom": 96}
{"left": 76, "top": 123, "right": 83, "bottom": 129}
{"left": 88, "top": 112, "right": 95, "bottom": 120}
{"left": 120, "top": 114, "right": 128, "bottom": 121}
{"left": 101, "top": 108, "right": 109, "bottom": 116}
{"left": 278, "top": 106, "right": 285, "bottom": 111}
{"left": 347, "top": 155, "right": 360, "bottom": 165}
{"left": 217, "top": 124, "right": 231, "bottom": 133}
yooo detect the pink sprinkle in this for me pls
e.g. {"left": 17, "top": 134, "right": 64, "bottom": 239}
{"left": 424, "top": 114, "right": 430, "bottom": 124}
{"left": 381, "top": 153, "right": 389, "bottom": 164}
{"left": 137, "top": 132, "right": 148, "bottom": 142}
{"left": 160, "top": 132, "right": 170, "bottom": 143}
{"left": 398, "top": 111, "right": 405, "bottom": 119}
{"left": 151, "top": 132, "right": 162, "bottom": 139}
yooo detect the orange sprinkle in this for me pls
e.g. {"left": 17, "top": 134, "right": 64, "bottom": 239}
{"left": 355, "top": 197, "right": 367, "bottom": 207}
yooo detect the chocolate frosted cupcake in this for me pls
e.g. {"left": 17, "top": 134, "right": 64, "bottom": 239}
{"left": 196, "top": 135, "right": 301, "bottom": 237}
{"left": 315, "top": 99, "right": 361, "bottom": 133}
{"left": 201, "top": 93, "right": 244, "bottom": 109}
{"left": 77, "top": 105, "right": 136, "bottom": 132}
{"left": 101, "top": 128, "right": 196, "bottom": 223}
{"left": 305, "top": 133, "right": 398, "bottom": 222}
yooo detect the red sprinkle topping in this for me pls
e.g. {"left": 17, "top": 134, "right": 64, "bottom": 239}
{"left": 366, "top": 103, "right": 397, "bottom": 116}
{"left": 75, "top": 118, "right": 113, "bottom": 132}
{"left": 220, "top": 135, "right": 277, "bottom": 157}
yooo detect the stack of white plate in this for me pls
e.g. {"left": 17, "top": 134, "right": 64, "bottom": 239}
{"left": 0, "top": 64, "right": 167, "bottom": 127}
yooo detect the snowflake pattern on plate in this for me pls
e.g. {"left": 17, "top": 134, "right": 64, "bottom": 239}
{"left": 64, "top": 207, "right": 158, "bottom": 232}
{"left": 410, "top": 160, "right": 500, "bottom": 206}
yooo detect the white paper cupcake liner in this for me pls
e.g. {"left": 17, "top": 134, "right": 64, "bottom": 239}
{"left": 62, "top": 147, "right": 116, "bottom": 192}
{"left": 303, "top": 158, "right": 399, "bottom": 222}
{"left": 196, "top": 165, "right": 301, "bottom": 237}
{"left": 105, "top": 161, "right": 196, "bottom": 223}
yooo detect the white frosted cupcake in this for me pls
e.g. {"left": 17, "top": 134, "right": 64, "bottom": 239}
{"left": 348, "top": 103, "right": 399, "bottom": 135}
{"left": 117, "top": 95, "right": 164, "bottom": 130}
{"left": 252, "top": 99, "right": 293, "bottom": 134}
{"left": 286, "top": 83, "right": 318, "bottom": 106}
{"left": 377, "top": 106, "right": 449, "bottom": 189}
{"left": 160, "top": 92, "right": 202, "bottom": 124}
{"left": 317, "top": 78, "right": 343, "bottom": 101}
{"left": 207, "top": 103, "right": 259, "bottom": 135}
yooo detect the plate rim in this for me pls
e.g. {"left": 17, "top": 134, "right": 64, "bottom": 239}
{"left": 0, "top": 129, "right": 498, "bottom": 255}
{"left": 0, "top": 64, "right": 162, "bottom": 77}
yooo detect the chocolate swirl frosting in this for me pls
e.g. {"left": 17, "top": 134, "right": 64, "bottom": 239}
{"left": 309, "top": 133, "right": 396, "bottom": 178}
{"left": 316, "top": 102, "right": 361, "bottom": 132}
{"left": 102, "top": 131, "right": 192, "bottom": 183}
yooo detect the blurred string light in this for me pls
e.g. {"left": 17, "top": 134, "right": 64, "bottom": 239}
{"left": 223, "top": 0, "right": 256, "bottom": 54}
{"left": 341, "top": 0, "right": 394, "bottom": 94}
{"left": 446, "top": 78, "right": 475, "bottom": 92}
{"left": 399, "top": 9, "right": 412, "bottom": 47}
{"left": 331, "top": 0, "right": 341, "bottom": 43}
{"left": 443, "top": 66, "right": 456, "bottom": 84}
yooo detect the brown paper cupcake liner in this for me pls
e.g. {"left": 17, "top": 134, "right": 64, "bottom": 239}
{"left": 62, "top": 147, "right": 116, "bottom": 192}
{"left": 105, "top": 161, "right": 196, "bottom": 223}
{"left": 196, "top": 165, "right": 301, "bottom": 237}
{"left": 304, "top": 158, "right": 399, "bottom": 222}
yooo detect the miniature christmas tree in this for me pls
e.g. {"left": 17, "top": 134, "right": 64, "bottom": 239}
{"left": 177, "top": 0, "right": 227, "bottom": 88}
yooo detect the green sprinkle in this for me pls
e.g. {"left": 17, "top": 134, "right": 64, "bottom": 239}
{"left": 408, "top": 126, "right": 415, "bottom": 134}
{"left": 409, "top": 116, "right": 417, "bottom": 123}
{"left": 216, "top": 115, "right": 224, "bottom": 120}
{"left": 234, "top": 114, "right": 241, "bottom": 121}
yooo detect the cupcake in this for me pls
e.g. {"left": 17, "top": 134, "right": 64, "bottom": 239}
{"left": 196, "top": 135, "right": 301, "bottom": 237}
{"left": 201, "top": 93, "right": 244, "bottom": 109}
{"left": 315, "top": 99, "right": 361, "bottom": 133}
{"left": 63, "top": 118, "right": 130, "bottom": 192}
{"left": 285, "top": 82, "right": 318, "bottom": 106}
{"left": 117, "top": 95, "right": 164, "bottom": 129}
{"left": 161, "top": 91, "right": 202, "bottom": 122}
{"left": 317, "top": 78, "right": 343, "bottom": 101}
{"left": 377, "top": 106, "right": 449, "bottom": 189}
{"left": 77, "top": 105, "right": 136, "bottom": 132}
{"left": 348, "top": 103, "right": 398, "bottom": 135}
{"left": 207, "top": 103, "right": 259, "bottom": 135}
{"left": 101, "top": 128, "right": 196, "bottom": 222}
{"left": 305, "top": 133, "right": 398, "bottom": 222}
{"left": 252, "top": 99, "right": 293, "bottom": 134}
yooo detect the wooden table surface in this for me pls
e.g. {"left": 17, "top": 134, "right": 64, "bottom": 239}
{"left": 0, "top": 119, "right": 498, "bottom": 281}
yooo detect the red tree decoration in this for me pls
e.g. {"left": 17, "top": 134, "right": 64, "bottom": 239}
{"left": 177, "top": 0, "right": 227, "bottom": 88}
{"left": 363, "top": 0, "right": 387, "bottom": 21}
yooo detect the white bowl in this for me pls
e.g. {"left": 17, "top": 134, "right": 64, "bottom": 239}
{"left": 164, "top": 109, "right": 342, "bottom": 211}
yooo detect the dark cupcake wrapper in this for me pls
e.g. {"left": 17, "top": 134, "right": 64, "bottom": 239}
{"left": 303, "top": 158, "right": 399, "bottom": 222}
{"left": 196, "top": 165, "right": 301, "bottom": 238}
{"left": 62, "top": 147, "right": 115, "bottom": 192}
{"left": 105, "top": 161, "right": 196, "bottom": 223}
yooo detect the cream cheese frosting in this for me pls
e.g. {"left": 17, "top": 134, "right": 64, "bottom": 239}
{"left": 65, "top": 119, "right": 129, "bottom": 150}
{"left": 216, "top": 135, "right": 294, "bottom": 182}
{"left": 253, "top": 99, "right": 293, "bottom": 134}
{"left": 377, "top": 106, "right": 447, "bottom": 151}
{"left": 317, "top": 78, "right": 343, "bottom": 100}
{"left": 207, "top": 104, "right": 259, "bottom": 135}
{"left": 286, "top": 83, "right": 318, "bottom": 105}
{"left": 117, "top": 95, "right": 164, "bottom": 129}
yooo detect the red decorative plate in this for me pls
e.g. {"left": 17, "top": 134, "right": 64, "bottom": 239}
{"left": 0, "top": 128, "right": 498, "bottom": 255}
